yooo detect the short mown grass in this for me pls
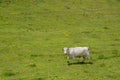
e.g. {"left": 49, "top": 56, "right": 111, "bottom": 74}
{"left": 0, "top": 0, "right": 120, "bottom": 80}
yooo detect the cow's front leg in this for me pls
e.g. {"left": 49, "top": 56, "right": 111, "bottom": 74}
{"left": 67, "top": 56, "right": 73, "bottom": 64}
{"left": 67, "top": 56, "right": 70, "bottom": 64}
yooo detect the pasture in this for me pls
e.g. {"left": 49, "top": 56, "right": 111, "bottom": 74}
{"left": 0, "top": 0, "right": 120, "bottom": 80}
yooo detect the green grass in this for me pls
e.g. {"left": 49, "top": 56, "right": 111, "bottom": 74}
{"left": 0, "top": 0, "right": 120, "bottom": 80}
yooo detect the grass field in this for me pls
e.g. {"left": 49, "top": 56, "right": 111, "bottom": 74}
{"left": 0, "top": 0, "right": 120, "bottom": 80}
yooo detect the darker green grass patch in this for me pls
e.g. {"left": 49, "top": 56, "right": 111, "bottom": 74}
{"left": 0, "top": 0, "right": 15, "bottom": 4}
{"left": 28, "top": 63, "right": 37, "bottom": 67}
{"left": 81, "top": 31, "right": 91, "bottom": 34}
{"left": 112, "top": 50, "right": 118, "bottom": 54}
{"left": 112, "top": 50, "right": 120, "bottom": 58}
{"left": 30, "top": 54, "right": 44, "bottom": 57}
{"left": 3, "top": 70, "right": 16, "bottom": 77}
{"left": 64, "top": 6, "right": 71, "bottom": 9}
{"left": 111, "top": 43, "right": 120, "bottom": 47}
{"left": 84, "top": 70, "right": 89, "bottom": 73}
{"left": 39, "top": 0, "right": 45, "bottom": 3}
{"left": 116, "top": 0, "right": 120, "bottom": 1}
{"left": 98, "top": 54, "right": 108, "bottom": 59}
{"left": 100, "top": 63, "right": 106, "bottom": 67}
{"left": 48, "top": 75, "right": 64, "bottom": 80}
{"left": 32, "top": 77, "right": 44, "bottom": 80}
{"left": 110, "top": 44, "right": 116, "bottom": 46}
{"left": 114, "top": 38, "right": 120, "bottom": 41}
{"left": 103, "top": 27, "right": 109, "bottom": 30}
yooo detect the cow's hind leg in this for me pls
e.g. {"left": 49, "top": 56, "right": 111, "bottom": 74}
{"left": 81, "top": 56, "right": 86, "bottom": 63}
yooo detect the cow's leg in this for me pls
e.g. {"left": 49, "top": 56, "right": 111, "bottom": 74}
{"left": 82, "top": 56, "right": 86, "bottom": 63}
{"left": 67, "top": 56, "right": 74, "bottom": 65}
{"left": 67, "top": 56, "right": 70, "bottom": 63}
{"left": 67, "top": 56, "right": 72, "bottom": 64}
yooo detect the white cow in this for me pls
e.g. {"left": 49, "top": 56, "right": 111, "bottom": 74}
{"left": 63, "top": 47, "right": 92, "bottom": 64}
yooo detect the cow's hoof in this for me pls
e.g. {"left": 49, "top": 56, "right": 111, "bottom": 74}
{"left": 67, "top": 61, "right": 69, "bottom": 63}
{"left": 67, "top": 62, "right": 71, "bottom": 65}
{"left": 67, "top": 61, "right": 71, "bottom": 65}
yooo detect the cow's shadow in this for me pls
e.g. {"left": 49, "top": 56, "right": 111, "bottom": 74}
{"left": 67, "top": 62, "right": 93, "bottom": 65}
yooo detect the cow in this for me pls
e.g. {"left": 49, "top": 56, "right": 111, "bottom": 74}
{"left": 63, "top": 47, "right": 92, "bottom": 64}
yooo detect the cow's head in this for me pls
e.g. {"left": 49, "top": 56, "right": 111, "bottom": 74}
{"left": 63, "top": 47, "right": 69, "bottom": 54}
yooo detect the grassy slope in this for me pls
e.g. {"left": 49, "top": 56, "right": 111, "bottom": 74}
{"left": 0, "top": 0, "right": 120, "bottom": 80}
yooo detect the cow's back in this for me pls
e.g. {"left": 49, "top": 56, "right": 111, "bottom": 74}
{"left": 69, "top": 47, "right": 88, "bottom": 56}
